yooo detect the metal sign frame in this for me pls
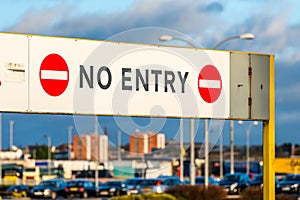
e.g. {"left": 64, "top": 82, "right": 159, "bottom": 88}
{"left": 0, "top": 33, "right": 275, "bottom": 198}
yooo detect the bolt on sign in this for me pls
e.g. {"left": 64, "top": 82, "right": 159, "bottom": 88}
{"left": 0, "top": 33, "right": 271, "bottom": 120}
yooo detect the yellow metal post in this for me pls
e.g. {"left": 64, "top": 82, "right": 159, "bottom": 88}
{"left": 263, "top": 55, "right": 275, "bottom": 200}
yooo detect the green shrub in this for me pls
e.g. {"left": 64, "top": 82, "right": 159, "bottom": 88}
{"left": 240, "top": 187, "right": 297, "bottom": 200}
{"left": 112, "top": 195, "right": 145, "bottom": 200}
{"left": 112, "top": 193, "right": 176, "bottom": 200}
{"left": 165, "top": 185, "right": 227, "bottom": 200}
{"left": 143, "top": 193, "right": 176, "bottom": 200}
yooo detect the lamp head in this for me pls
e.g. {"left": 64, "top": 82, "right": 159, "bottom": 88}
{"left": 159, "top": 35, "right": 174, "bottom": 41}
{"left": 239, "top": 33, "right": 255, "bottom": 40}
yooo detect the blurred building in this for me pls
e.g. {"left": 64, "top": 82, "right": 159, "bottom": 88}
{"left": 129, "top": 132, "right": 165, "bottom": 156}
{"left": 73, "top": 133, "right": 108, "bottom": 162}
{"left": 54, "top": 144, "right": 72, "bottom": 160}
{"left": 0, "top": 147, "right": 23, "bottom": 160}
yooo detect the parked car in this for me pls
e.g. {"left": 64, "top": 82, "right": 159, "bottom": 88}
{"left": 98, "top": 180, "right": 127, "bottom": 197}
{"left": 137, "top": 178, "right": 160, "bottom": 194}
{"left": 30, "top": 178, "right": 66, "bottom": 199}
{"left": 249, "top": 174, "right": 264, "bottom": 187}
{"left": 137, "top": 177, "right": 183, "bottom": 194}
{"left": 155, "top": 177, "right": 183, "bottom": 193}
{"left": 157, "top": 175, "right": 180, "bottom": 179}
{"left": 195, "top": 176, "right": 219, "bottom": 185}
{"left": 219, "top": 173, "right": 251, "bottom": 195}
{"left": 249, "top": 173, "right": 279, "bottom": 189}
{"left": 1, "top": 184, "right": 29, "bottom": 198}
{"left": 64, "top": 179, "right": 96, "bottom": 198}
{"left": 277, "top": 174, "right": 300, "bottom": 194}
{"left": 124, "top": 177, "right": 145, "bottom": 195}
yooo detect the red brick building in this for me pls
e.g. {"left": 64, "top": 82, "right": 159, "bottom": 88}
{"left": 73, "top": 133, "right": 108, "bottom": 162}
{"left": 129, "top": 132, "right": 165, "bottom": 156}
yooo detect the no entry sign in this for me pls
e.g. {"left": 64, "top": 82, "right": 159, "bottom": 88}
{"left": 39, "top": 54, "right": 69, "bottom": 97}
{"left": 198, "top": 65, "right": 222, "bottom": 103}
{"left": 0, "top": 33, "right": 234, "bottom": 118}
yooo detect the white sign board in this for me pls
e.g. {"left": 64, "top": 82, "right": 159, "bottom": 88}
{"left": 0, "top": 33, "right": 230, "bottom": 118}
{"left": 0, "top": 34, "right": 28, "bottom": 112}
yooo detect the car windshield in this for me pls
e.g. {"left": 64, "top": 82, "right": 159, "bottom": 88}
{"left": 40, "top": 181, "right": 56, "bottom": 187}
{"left": 254, "top": 175, "right": 263, "bottom": 181}
{"left": 196, "top": 177, "right": 204, "bottom": 183}
{"left": 140, "top": 179, "right": 157, "bottom": 186}
{"left": 67, "top": 181, "right": 85, "bottom": 187}
{"left": 125, "top": 179, "right": 144, "bottom": 185}
{"left": 7, "top": 185, "right": 18, "bottom": 191}
{"left": 284, "top": 175, "right": 300, "bottom": 181}
{"left": 222, "top": 175, "right": 240, "bottom": 182}
{"left": 104, "top": 181, "right": 121, "bottom": 186}
{"left": 24, "top": 168, "right": 36, "bottom": 172}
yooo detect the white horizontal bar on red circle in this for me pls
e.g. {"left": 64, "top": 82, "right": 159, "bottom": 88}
{"left": 199, "top": 79, "right": 221, "bottom": 89}
{"left": 41, "top": 70, "right": 68, "bottom": 80}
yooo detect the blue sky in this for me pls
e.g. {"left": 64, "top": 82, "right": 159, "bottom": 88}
{"left": 0, "top": 0, "right": 300, "bottom": 150}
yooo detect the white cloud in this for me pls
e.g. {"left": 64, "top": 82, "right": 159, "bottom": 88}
{"left": 277, "top": 111, "right": 300, "bottom": 123}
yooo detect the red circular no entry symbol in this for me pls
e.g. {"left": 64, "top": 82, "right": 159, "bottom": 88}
{"left": 39, "top": 54, "right": 69, "bottom": 97}
{"left": 198, "top": 65, "right": 222, "bottom": 103}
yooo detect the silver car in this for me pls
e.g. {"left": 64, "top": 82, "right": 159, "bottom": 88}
{"left": 138, "top": 177, "right": 183, "bottom": 194}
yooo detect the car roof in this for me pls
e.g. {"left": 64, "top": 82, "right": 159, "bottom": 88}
{"left": 68, "top": 179, "right": 90, "bottom": 182}
{"left": 40, "top": 179, "right": 66, "bottom": 184}
{"left": 126, "top": 177, "right": 145, "bottom": 180}
{"left": 224, "top": 173, "right": 247, "bottom": 176}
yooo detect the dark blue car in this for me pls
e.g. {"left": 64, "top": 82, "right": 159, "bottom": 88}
{"left": 64, "top": 179, "right": 96, "bottom": 198}
{"left": 98, "top": 180, "right": 127, "bottom": 197}
{"left": 124, "top": 177, "right": 145, "bottom": 195}
{"left": 277, "top": 174, "right": 300, "bottom": 194}
{"left": 2, "top": 184, "right": 29, "bottom": 198}
{"left": 249, "top": 173, "right": 279, "bottom": 189}
{"left": 30, "top": 178, "right": 66, "bottom": 199}
{"left": 219, "top": 173, "right": 251, "bottom": 195}
{"left": 195, "top": 176, "right": 219, "bottom": 185}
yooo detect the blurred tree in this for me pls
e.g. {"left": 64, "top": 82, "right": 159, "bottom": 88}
{"left": 28, "top": 144, "right": 53, "bottom": 159}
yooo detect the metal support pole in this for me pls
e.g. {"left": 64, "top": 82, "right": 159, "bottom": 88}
{"left": 180, "top": 118, "right": 184, "bottom": 182}
{"left": 9, "top": 120, "right": 14, "bottom": 150}
{"left": 220, "top": 131, "right": 223, "bottom": 178}
{"left": 118, "top": 131, "right": 121, "bottom": 161}
{"left": 263, "top": 55, "right": 275, "bottom": 200}
{"left": 230, "top": 120, "right": 234, "bottom": 174}
{"left": 95, "top": 116, "right": 98, "bottom": 161}
{"left": 246, "top": 128, "right": 250, "bottom": 175}
{"left": 47, "top": 136, "right": 51, "bottom": 175}
{"left": 68, "top": 126, "right": 73, "bottom": 160}
{"left": 190, "top": 118, "right": 195, "bottom": 185}
{"left": 95, "top": 163, "right": 99, "bottom": 195}
{"left": 204, "top": 119, "right": 209, "bottom": 188}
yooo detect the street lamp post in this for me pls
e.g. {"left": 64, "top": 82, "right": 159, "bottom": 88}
{"left": 219, "top": 130, "right": 223, "bottom": 178}
{"left": 9, "top": 120, "right": 14, "bottom": 150}
{"left": 190, "top": 118, "right": 195, "bottom": 185}
{"left": 118, "top": 130, "right": 122, "bottom": 161}
{"left": 159, "top": 32, "right": 255, "bottom": 184}
{"left": 180, "top": 118, "right": 184, "bottom": 182}
{"left": 230, "top": 121, "right": 234, "bottom": 174}
{"left": 214, "top": 33, "right": 255, "bottom": 176}
{"left": 44, "top": 135, "right": 51, "bottom": 175}
{"left": 213, "top": 33, "right": 255, "bottom": 49}
{"left": 238, "top": 121, "right": 258, "bottom": 174}
{"left": 68, "top": 126, "right": 73, "bottom": 160}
